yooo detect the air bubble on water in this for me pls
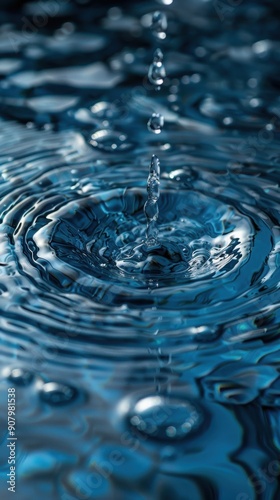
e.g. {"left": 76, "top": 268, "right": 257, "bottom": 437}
{"left": 127, "top": 395, "right": 203, "bottom": 440}
{"left": 6, "top": 367, "right": 34, "bottom": 386}
{"left": 147, "top": 113, "right": 164, "bottom": 134}
{"left": 151, "top": 11, "right": 168, "bottom": 40}
{"left": 40, "top": 382, "right": 77, "bottom": 405}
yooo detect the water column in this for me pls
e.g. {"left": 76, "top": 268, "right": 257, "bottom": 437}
{"left": 144, "top": 11, "right": 168, "bottom": 247}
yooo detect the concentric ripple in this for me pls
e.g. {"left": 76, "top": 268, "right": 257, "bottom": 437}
{"left": 0, "top": 1, "right": 280, "bottom": 498}
{"left": 32, "top": 187, "right": 252, "bottom": 292}
{"left": 0, "top": 122, "right": 278, "bottom": 356}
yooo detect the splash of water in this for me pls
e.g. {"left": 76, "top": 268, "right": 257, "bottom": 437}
{"left": 144, "top": 154, "right": 161, "bottom": 247}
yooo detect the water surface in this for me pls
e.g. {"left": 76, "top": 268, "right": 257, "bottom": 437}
{"left": 0, "top": 1, "right": 280, "bottom": 499}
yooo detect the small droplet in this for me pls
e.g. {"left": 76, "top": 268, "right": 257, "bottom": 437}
{"left": 151, "top": 11, "right": 168, "bottom": 40}
{"left": 7, "top": 368, "right": 34, "bottom": 386}
{"left": 147, "top": 113, "right": 164, "bottom": 134}
{"left": 40, "top": 382, "right": 77, "bottom": 405}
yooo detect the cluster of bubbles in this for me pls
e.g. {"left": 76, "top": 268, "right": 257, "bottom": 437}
{"left": 6, "top": 367, "right": 78, "bottom": 405}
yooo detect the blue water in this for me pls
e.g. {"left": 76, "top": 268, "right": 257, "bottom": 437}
{"left": 0, "top": 1, "right": 280, "bottom": 499}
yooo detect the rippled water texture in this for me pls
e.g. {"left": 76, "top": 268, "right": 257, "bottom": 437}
{"left": 0, "top": 1, "right": 280, "bottom": 499}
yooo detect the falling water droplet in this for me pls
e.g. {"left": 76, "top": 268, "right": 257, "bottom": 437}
{"left": 147, "top": 113, "right": 164, "bottom": 134}
{"left": 151, "top": 11, "right": 168, "bottom": 40}
{"left": 40, "top": 382, "right": 77, "bottom": 405}
{"left": 148, "top": 49, "right": 166, "bottom": 88}
{"left": 144, "top": 155, "right": 160, "bottom": 246}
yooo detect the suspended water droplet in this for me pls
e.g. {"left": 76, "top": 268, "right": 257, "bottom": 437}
{"left": 7, "top": 367, "right": 34, "bottom": 386}
{"left": 147, "top": 113, "right": 164, "bottom": 134}
{"left": 148, "top": 49, "right": 166, "bottom": 88}
{"left": 128, "top": 395, "right": 203, "bottom": 440}
{"left": 40, "top": 382, "right": 77, "bottom": 405}
{"left": 151, "top": 11, "right": 168, "bottom": 40}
